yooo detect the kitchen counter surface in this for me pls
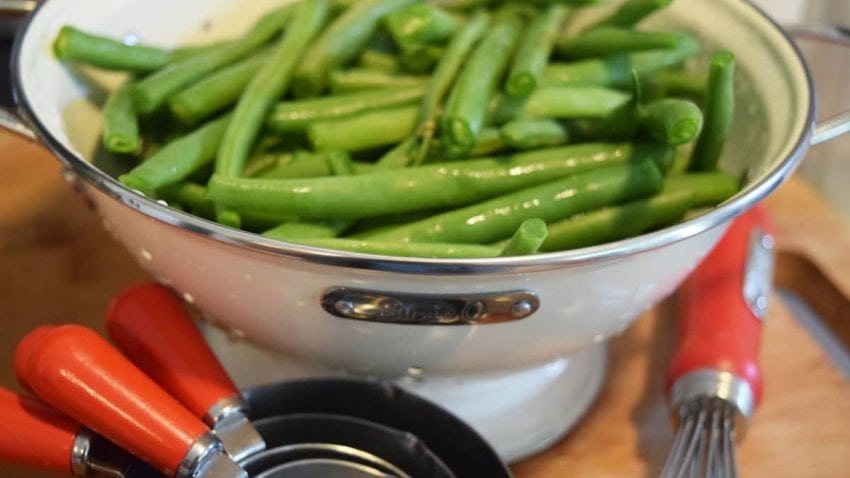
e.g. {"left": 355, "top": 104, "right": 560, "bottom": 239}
{"left": 2, "top": 131, "right": 850, "bottom": 477}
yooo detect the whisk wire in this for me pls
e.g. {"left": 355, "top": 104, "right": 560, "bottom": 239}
{"left": 660, "top": 397, "right": 740, "bottom": 478}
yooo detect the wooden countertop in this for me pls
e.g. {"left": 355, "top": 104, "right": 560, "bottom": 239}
{"left": 2, "top": 131, "right": 849, "bottom": 477}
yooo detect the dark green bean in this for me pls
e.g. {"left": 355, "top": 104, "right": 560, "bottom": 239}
{"left": 132, "top": 5, "right": 292, "bottom": 114}
{"left": 501, "top": 119, "right": 570, "bottom": 149}
{"left": 216, "top": 0, "right": 329, "bottom": 179}
{"left": 489, "top": 86, "right": 631, "bottom": 124}
{"left": 249, "top": 151, "right": 375, "bottom": 179}
{"left": 500, "top": 218, "right": 548, "bottom": 256}
{"left": 539, "top": 188, "right": 692, "bottom": 251}
{"left": 307, "top": 104, "right": 419, "bottom": 152}
{"left": 543, "top": 34, "right": 698, "bottom": 88}
{"left": 169, "top": 48, "right": 271, "bottom": 126}
{"left": 207, "top": 142, "right": 672, "bottom": 219}
{"left": 399, "top": 45, "right": 445, "bottom": 74}
{"left": 102, "top": 82, "right": 140, "bottom": 154}
{"left": 690, "top": 50, "right": 735, "bottom": 171}
{"left": 329, "top": 69, "right": 430, "bottom": 93}
{"left": 414, "top": 10, "right": 490, "bottom": 163}
{"left": 282, "top": 237, "right": 503, "bottom": 258}
{"left": 294, "top": 0, "right": 418, "bottom": 98}
{"left": 590, "top": 0, "right": 673, "bottom": 29}
{"left": 368, "top": 160, "right": 662, "bottom": 244}
{"left": 663, "top": 171, "right": 739, "bottom": 207}
{"left": 267, "top": 86, "right": 425, "bottom": 133}
{"left": 358, "top": 50, "right": 402, "bottom": 72}
{"left": 52, "top": 26, "right": 172, "bottom": 72}
{"left": 640, "top": 98, "right": 703, "bottom": 146}
{"left": 556, "top": 27, "right": 682, "bottom": 59}
{"left": 263, "top": 221, "right": 353, "bottom": 240}
{"left": 119, "top": 114, "right": 231, "bottom": 194}
{"left": 441, "top": 13, "right": 523, "bottom": 153}
{"left": 506, "top": 5, "right": 568, "bottom": 97}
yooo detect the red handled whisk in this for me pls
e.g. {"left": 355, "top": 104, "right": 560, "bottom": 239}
{"left": 661, "top": 206, "right": 774, "bottom": 478}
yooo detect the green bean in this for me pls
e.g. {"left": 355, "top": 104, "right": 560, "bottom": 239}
{"left": 644, "top": 70, "right": 707, "bottom": 99}
{"left": 52, "top": 26, "right": 172, "bottom": 72}
{"left": 690, "top": 50, "right": 735, "bottom": 172}
{"left": 132, "top": 6, "right": 292, "bottom": 114}
{"left": 169, "top": 41, "right": 234, "bottom": 63}
{"left": 267, "top": 86, "right": 425, "bottom": 133}
{"left": 399, "top": 46, "right": 445, "bottom": 74}
{"left": 506, "top": 5, "right": 568, "bottom": 97}
{"left": 119, "top": 114, "right": 231, "bottom": 193}
{"left": 358, "top": 50, "right": 402, "bottom": 72}
{"left": 207, "top": 142, "right": 672, "bottom": 219}
{"left": 664, "top": 171, "right": 739, "bottom": 207}
{"left": 543, "top": 34, "right": 698, "bottom": 88}
{"left": 441, "top": 14, "right": 523, "bottom": 153}
{"left": 471, "top": 128, "right": 508, "bottom": 156}
{"left": 102, "top": 83, "right": 140, "bottom": 154}
{"left": 282, "top": 237, "right": 503, "bottom": 258}
{"left": 294, "top": 0, "right": 418, "bottom": 98}
{"left": 501, "top": 119, "right": 570, "bottom": 149}
{"left": 329, "top": 69, "right": 430, "bottom": 93}
{"left": 640, "top": 98, "right": 703, "bottom": 146}
{"left": 375, "top": 137, "right": 418, "bottom": 169}
{"left": 591, "top": 0, "right": 672, "bottom": 29}
{"left": 307, "top": 104, "right": 419, "bottom": 152}
{"left": 169, "top": 48, "right": 271, "bottom": 125}
{"left": 500, "top": 218, "right": 548, "bottom": 256}
{"left": 556, "top": 27, "right": 682, "bottom": 59}
{"left": 250, "top": 151, "right": 375, "bottom": 179}
{"left": 386, "top": 4, "right": 461, "bottom": 46}
{"left": 368, "top": 160, "right": 663, "bottom": 244}
{"left": 263, "top": 221, "right": 352, "bottom": 240}
{"left": 216, "top": 0, "right": 329, "bottom": 180}
{"left": 539, "top": 188, "right": 692, "bottom": 251}
{"left": 415, "top": 10, "right": 490, "bottom": 163}
{"left": 490, "top": 86, "right": 631, "bottom": 124}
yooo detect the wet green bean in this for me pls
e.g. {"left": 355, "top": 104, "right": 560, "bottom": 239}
{"left": 506, "top": 5, "right": 568, "bottom": 97}
{"left": 500, "top": 218, "right": 549, "bottom": 256}
{"left": 307, "top": 104, "right": 419, "bottom": 152}
{"left": 690, "top": 50, "right": 735, "bottom": 171}
{"left": 556, "top": 27, "right": 682, "bottom": 59}
{"left": 640, "top": 98, "right": 703, "bottom": 146}
{"left": 53, "top": 26, "right": 172, "bottom": 72}
{"left": 500, "top": 119, "right": 570, "bottom": 149}
{"left": 329, "top": 69, "right": 430, "bottom": 93}
{"left": 102, "top": 82, "right": 140, "bottom": 154}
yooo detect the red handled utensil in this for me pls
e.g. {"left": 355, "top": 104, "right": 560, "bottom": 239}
{"left": 0, "top": 387, "right": 159, "bottom": 477}
{"left": 661, "top": 206, "right": 775, "bottom": 478}
{"left": 15, "top": 325, "right": 247, "bottom": 478}
{"left": 106, "top": 283, "right": 265, "bottom": 462}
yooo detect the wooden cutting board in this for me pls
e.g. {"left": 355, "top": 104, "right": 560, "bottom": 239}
{"left": 1, "top": 131, "right": 849, "bottom": 477}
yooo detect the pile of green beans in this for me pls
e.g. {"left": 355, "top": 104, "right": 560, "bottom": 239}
{"left": 56, "top": 0, "right": 740, "bottom": 259}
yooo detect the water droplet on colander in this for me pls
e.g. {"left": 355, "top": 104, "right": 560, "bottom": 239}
{"left": 182, "top": 292, "right": 195, "bottom": 304}
{"left": 122, "top": 33, "right": 139, "bottom": 46}
{"left": 140, "top": 249, "right": 153, "bottom": 262}
{"left": 406, "top": 367, "right": 424, "bottom": 382}
{"left": 228, "top": 328, "right": 246, "bottom": 341}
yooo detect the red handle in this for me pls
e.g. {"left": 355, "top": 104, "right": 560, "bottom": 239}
{"left": 666, "top": 206, "right": 773, "bottom": 405}
{"left": 14, "top": 325, "right": 55, "bottom": 393}
{"left": 17, "top": 325, "right": 210, "bottom": 476}
{"left": 0, "top": 388, "right": 80, "bottom": 474}
{"left": 106, "top": 283, "right": 241, "bottom": 421}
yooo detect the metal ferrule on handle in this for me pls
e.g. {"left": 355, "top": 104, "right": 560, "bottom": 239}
{"left": 204, "top": 396, "right": 265, "bottom": 462}
{"left": 669, "top": 369, "right": 755, "bottom": 433}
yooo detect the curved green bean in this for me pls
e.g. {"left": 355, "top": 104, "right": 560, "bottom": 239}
{"left": 557, "top": 27, "right": 682, "bottom": 59}
{"left": 506, "top": 5, "right": 568, "bottom": 97}
{"left": 102, "top": 83, "right": 140, "bottom": 154}
{"left": 53, "top": 26, "right": 172, "bottom": 72}
{"left": 294, "top": 0, "right": 418, "bottom": 98}
{"left": 132, "top": 5, "right": 292, "bottom": 114}
{"left": 368, "top": 160, "right": 663, "bottom": 244}
{"left": 690, "top": 50, "right": 735, "bottom": 171}
{"left": 501, "top": 119, "right": 570, "bottom": 150}
{"left": 267, "top": 86, "right": 425, "bottom": 133}
{"left": 119, "top": 114, "right": 231, "bottom": 193}
{"left": 216, "top": 0, "right": 329, "bottom": 179}
{"left": 441, "top": 14, "right": 523, "bottom": 153}
{"left": 640, "top": 98, "right": 703, "bottom": 146}
{"left": 207, "top": 142, "right": 671, "bottom": 220}
{"left": 500, "top": 218, "right": 549, "bottom": 256}
{"left": 169, "top": 48, "right": 271, "bottom": 125}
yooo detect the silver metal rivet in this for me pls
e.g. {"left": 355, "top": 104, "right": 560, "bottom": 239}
{"left": 510, "top": 300, "right": 534, "bottom": 319}
{"left": 335, "top": 300, "right": 355, "bottom": 316}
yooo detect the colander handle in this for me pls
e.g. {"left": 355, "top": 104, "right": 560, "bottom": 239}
{"left": 0, "top": 387, "right": 80, "bottom": 475}
{"left": 666, "top": 206, "right": 774, "bottom": 413}
{"left": 788, "top": 24, "right": 850, "bottom": 145}
{"left": 106, "top": 283, "right": 245, "bottom": 424}
{"left": 16, "top": 325, "right": 214, "bottom": 476}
